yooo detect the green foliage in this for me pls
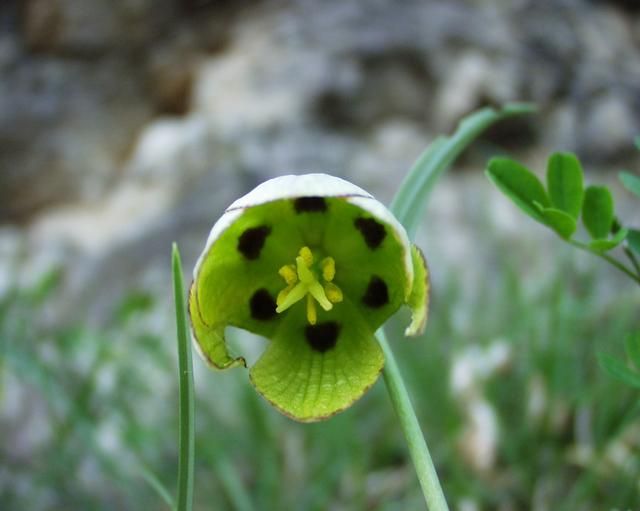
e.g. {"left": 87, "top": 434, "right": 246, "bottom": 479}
{"left": 4, "top": 249, "right": 639, "bottom": 511}
{"left": 598, "top": 331, "right": 640, "bottom": 389}
{"left": 487, "top": 144, "right": 640, "bottom": 398}
{"left": 546, "top": 152, "right": 584, "bottom": 219}
{"left": 485, "top": 157, "right": 550, "bottom": 224}
{"left": 486, "top": 149, "right": 640, "bottom": 285}
{"left": 582, "top": 185, "right": 614, "bottom": 239}
{"left": 393, "top": 103, "right": 536, "bottom": 238}
{"left": 173, "top": 244, "right": 194, "bottom": 511}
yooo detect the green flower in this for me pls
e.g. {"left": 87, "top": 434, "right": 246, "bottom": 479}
{"left": 189, "top": 174, "right": 429, "bottom": 422}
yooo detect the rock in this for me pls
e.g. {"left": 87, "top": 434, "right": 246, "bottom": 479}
{"left": 22, "top": 0, "right": 177, "bottom": 54}
{"left": 578, "top": 92, "right": 639, "bottom": 163}
{"left": 0, "top": 55, "right": 152, "bottom": 222}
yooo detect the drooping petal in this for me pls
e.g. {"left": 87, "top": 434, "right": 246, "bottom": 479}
{"left": 190, "top": 200, "right": 305, "bottom": 368}
{"left": 249, "top": 298, "right": 384, "bottom": 422}
{"left": 405, "top": 244, "right": 429, "bottom": 337}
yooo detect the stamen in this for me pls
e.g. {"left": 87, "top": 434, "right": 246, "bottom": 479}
{"left": 275, "top": 245, "right": 343, "bottom": 323}
{"left": 324, "top": 282, "right": 343, "bottom": 303}
{"left": 306, "top": 294, "right": 317, "bottom": 325}
{"left": 321, "top": 257, "right": 335, "bottom": 281}
{"left": 278, "top": 264, "right": 297, "bottom": 285}
{"left": 299, "top": 246, "right": 313, "bottom": 267}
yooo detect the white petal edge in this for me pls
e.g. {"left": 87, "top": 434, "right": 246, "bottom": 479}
{"left": 226, "top": 173, "right": 373, "bottom": 211}
{"left": 192, "top": 173, "right": 413, "bottom": 295}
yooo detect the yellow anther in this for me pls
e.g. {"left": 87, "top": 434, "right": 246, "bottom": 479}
{"left": 299, "top": 246, "right": 313, "bottom": 267}
{"left": 324, "top": 282, "right": 343, "bottom": 304}
{"left": 321, "top": 257, "right": 335, "bottom": 282}
{"left": 275, "top": 246, "right": 343, "bottom": 323}
{"left": 278, "top": 264, "right": 297, "bottom": 285}
{"left": 306, "top": 294, "right": 317, "bottom": 325}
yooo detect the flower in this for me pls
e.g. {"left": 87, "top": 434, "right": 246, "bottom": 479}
{"left": 189, "top": 174, "right": 429, "bottom": 422}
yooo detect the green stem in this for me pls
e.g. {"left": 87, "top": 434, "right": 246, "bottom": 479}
{"left": 568, "top": 240, "right": 640, "bottom": 285}
{"left": 172, "top": 244, "right": 195, "bottom": 511}
{"left": 623, "top": 244, "right": 640, "bottom": 277}
{"left": 377, "top": 330, "right": 450, "bottom": 511}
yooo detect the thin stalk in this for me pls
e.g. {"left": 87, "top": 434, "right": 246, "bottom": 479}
{"left": 172, "top": 244, "right": 195, "bottom": 511}
{"left": 377, "top": 329, "right": 450, "bottom": 511}
{"left": 568, "top": 240, "right": 640, "bottom": 285}
{"left": 623, "top": 244, "right": 640, "bottom": 277}
{"left": 378, "top": 103, "right": 534, "bottom": 509}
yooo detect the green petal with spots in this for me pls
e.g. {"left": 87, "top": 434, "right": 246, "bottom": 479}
{"left": 323, "top": 198, "right": 410, "bottom": 331}
{"left": 249, "top": 298, "right": 384, "bottom": 422}
{"left": 189, "top": 174, "right": 427, "bottom": 420}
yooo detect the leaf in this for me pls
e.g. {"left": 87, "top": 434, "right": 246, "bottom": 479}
{"left": 392, "top": 103, "right": 536, "bottom": 237}
{"left": 598, "top": 352, "right": 640, "bottom": 389}
{"left": 546, "top": 152, "right": 584, "bottom": 219}
{"left": 588, "top": 228, "right": 628, "bottom": 252}
{"left": 486, "top": 158, "right": 550, "bottom": 225}
{"left": 541, "top": 207, "right": 577, "bottom": 239}
{"left": 582, "top": 185, "right": 614, "bottom": 239}
{"left": 627, "top": 229, "right": 640, "bottom": 255}
{"left": 625, "top": 331, "right": 640, "bottom": 370}
{"left": 172, "top": 243, "right": 195, "bottom": 511}
{"left": 619, "top": 171, "right": 640, "bottom": 199}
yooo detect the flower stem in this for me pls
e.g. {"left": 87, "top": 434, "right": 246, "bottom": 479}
{"left": 568, "top": 239, "right": 640, "bottom": 285}
{"left": 377, "top": 329, "right": 450, "bottom": 511}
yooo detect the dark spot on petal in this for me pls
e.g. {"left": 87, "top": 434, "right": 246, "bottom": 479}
{"left": 305, "top": 322, "right": 340, "bottom": 353}
{"left": 250, "top": 289, "right": 277, "bottom": 320}
{"left": 237, "top": 225, "right": 271, "bottom": 260}
{"left": 362, "top": 276, "right": 388, "bottom": 308}
{"left": 294, "top": 196, "right": 327, "bottom": 213}
{"left": 354, "top": 217, "right": 386, "bottom": 249}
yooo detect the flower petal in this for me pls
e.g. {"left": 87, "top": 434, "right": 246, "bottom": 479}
{"left": 320, "top": 198, "right": 411, "bottom": 332}
{"left": 405, "top": 244, "right": 430, "bottom": 337}
{"left": 190, "top": 200, "right": 306, "bottom": 368}
{"left": 249, "top": 298, "right": 384, "bottom": 422}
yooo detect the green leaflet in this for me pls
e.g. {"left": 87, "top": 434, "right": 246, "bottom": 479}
{"left": 582, "top": 185, "right": 614, "bottom": 239}
{"left": 485, "top": 158, "right": 550, "bottom": 225}
{"left": 540, "top": 207, "right": 577, "bottom": 239}
{"left": 546, "top": 152, "right": 584, "bottom": 219}
{"left": 189, "top": 175, "right": 429, "bottom": 421}
{"left": 588, "top": 228, "right": 628, "bottom": 253}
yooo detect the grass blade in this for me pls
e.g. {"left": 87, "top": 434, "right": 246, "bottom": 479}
{"left": 138, "top": 464, "right": 176, "bottom": 509}
{"left": 380, "top": 104, "right": 534, "bottom": 511}
{"left": 391, "top": 102, "right": 536, "bottom": 237}
{"left": 172, "top": 243, "right": 195, "bottom": 511}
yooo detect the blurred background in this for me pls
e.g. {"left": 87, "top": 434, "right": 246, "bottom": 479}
{"left": 1, "top": 0, "right": 640, "bottom": 509}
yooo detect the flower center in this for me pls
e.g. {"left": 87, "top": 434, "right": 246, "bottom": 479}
{"left": 276, "top": 246, "right": 343, "bottom": 325}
